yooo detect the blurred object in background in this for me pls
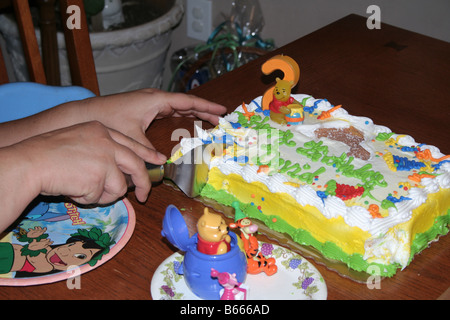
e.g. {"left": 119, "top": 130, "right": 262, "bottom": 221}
{"left": 168, "top": 0, "right": 274, "bottom": 92}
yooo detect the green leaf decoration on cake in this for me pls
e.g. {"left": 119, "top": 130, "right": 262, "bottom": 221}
{"left": 325, "top": 179, "right": 337, "bottom": 196}
{"left": 236, "top": 112, "right": 248, "bottom": 125}
{"left": 381, "top": 199, "right": 397, "bottom": 210}
{"left": 301, "top": 96, "right": 311, "bottom": 106}
{"left": 375, "top": 132, "right": 395, "bottom": 141}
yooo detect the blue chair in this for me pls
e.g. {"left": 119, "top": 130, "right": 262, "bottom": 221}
{"left": 0, "top": 82, "right": 95, "bottom": 123}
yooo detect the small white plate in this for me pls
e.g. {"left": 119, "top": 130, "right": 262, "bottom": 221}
{"left": 151, "top": 242, "right": 327, "bottom": 300}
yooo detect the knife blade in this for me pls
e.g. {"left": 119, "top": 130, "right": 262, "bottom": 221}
{"left": 146, "top": 143, "right": 223, "bottom": 198}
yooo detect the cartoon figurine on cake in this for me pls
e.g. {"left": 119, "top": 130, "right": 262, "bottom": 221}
{"left": 229, "top": 202, "right": 277, "bottom": 276}
{"left": 197, "top": 207, "right": 231, "bottom": 255}
{"left": 268, "top": 77, "right": 304, "bottom": 125}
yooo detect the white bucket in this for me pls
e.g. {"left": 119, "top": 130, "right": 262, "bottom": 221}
{"left": 0, "top": 0, "right": 184, "bottom": 95}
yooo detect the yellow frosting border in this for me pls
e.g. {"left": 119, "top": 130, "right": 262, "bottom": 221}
{"left": 206, "top": 167, "right": 450, "bottom": 261}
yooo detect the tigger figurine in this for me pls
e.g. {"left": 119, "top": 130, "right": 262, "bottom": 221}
{"left": 229, "top": 202, "right": 277, "bottom": 276}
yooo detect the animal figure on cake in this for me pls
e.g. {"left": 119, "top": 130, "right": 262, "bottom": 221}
{"left": 197, "top": 208, "right": 231, "bottom": 255}
{"left": 268, "top": 77, "right": 303, "bottom": 125}
{"left": 229, "top": 202, "right": 277, "bottom": 276}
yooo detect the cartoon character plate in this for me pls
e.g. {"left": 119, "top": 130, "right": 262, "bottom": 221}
{"left": 151, "top": 242, "right": 327, "bottom": 300}
{"left": 0, "top": 197, "right": 135, "bottom": 286}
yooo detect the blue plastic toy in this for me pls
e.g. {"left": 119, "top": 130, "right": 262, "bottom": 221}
{"left": 161, "top": 205, "right": 247, "bottom": 300}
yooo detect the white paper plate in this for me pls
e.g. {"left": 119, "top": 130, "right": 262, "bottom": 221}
{"left": 151, "top": 242, "right": 327, "bottom": 300}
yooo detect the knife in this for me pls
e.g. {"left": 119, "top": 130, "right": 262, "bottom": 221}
{"left": 145, "top": 144, "right": 222, "bottom": 198}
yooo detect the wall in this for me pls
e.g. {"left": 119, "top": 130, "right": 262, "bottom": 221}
{"left": 163, "top": 0, "right": 450, "bottom": 90}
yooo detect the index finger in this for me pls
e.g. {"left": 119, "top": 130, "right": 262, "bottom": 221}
{"left": 108, "top": 128, "right": 167, "bottom": 165}
{"left": 112, "top": 141, "right": 151, "bottom": 203}
{"left": 156, "top": 92, "right": 228, "bottom": 124}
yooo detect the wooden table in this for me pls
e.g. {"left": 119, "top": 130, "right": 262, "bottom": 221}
{"left": 1, "top": 14, "right": 448, "bottom": 301}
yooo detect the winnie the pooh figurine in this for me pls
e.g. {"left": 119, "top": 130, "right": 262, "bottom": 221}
{"left": 269, "top": 77, "right": 303, "bottom": 125}
{"left": 197, "top": 208, "right": 231, "bottom": 255}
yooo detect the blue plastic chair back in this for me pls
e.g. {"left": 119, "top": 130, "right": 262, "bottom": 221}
{"left": 0, "top": 82, "right": 96, "bottom": 123}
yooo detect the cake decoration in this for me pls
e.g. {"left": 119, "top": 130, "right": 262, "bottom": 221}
{"left": 315, "top": 126, "right": 371, "bottom": 160}
{"left": 261, "top": 54, "right": 300, "bottom": 112}
{"left": 170, "top": 55, "right": 450, "bottom": 277}
{"left": 267, "top": 77, "right": 304, "bottom": 125}
{"left": 161, "top": 205, "right": 247, "bottom": 299}
{"left": 197, "top": 207, "right": 231, "bottom": 255}
{"left": 229, "top": 202, "right": 277, "bottom": 276}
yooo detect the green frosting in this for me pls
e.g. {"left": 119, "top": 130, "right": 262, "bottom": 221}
{"left": 375, "top": 132, "right": 395, "bottom": 141}
{"left": 409, "top": 214, "right": 449, "bottom": 260}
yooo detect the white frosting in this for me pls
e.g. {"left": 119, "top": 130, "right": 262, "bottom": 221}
{"left": 294, "top": 185, "right": 324, "bottom": 209}
{"left": 364, "top": 229, "right": 410, "bottom": 268}
{"left": 223, "top": 113, "right": 239, "bottom": 123}
{"left": 344, "top": 206, "right": 373, "bottom": 232}
{"left": 179, "top": 136, "right": 203, "bottom": 154}
{"left": 322, "top": 196, "right": 347, "bottom": 219}
{"left": 437, "top": 170, "right": 450, "bottom": 188}
{"left": 421, "top": 177, "right": 440, "bottom": 194}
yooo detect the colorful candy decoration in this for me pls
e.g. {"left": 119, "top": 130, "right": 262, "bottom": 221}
{"left": 241, "top": 102, "right": 255, "bottom": 120}
{"left": 325, "top": 179, "right": 365, "bottom": 201}
{"left": 368, "top": 204, "right": 383, "bottom": 219}
{"left": 317, "top": 104, "right": 342, "bottom": 120}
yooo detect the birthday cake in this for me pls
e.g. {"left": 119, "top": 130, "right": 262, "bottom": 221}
{"left": 171, "top": 57, "right": 450, "bottom": 277}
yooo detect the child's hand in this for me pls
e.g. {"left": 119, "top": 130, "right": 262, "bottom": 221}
{"left": 29, "top": 238, "right": 54, "bottom": 251}
{"left": 26, "top": 226, "right": 47, "bottom": 238}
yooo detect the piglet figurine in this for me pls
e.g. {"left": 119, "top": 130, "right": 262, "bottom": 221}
{"left": 211, "top": 268, "right": 247, "bottom": 300}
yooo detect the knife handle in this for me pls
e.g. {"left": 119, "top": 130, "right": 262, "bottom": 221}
{"left": 145, "top": 162, "right": 164, "bottom": 183}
